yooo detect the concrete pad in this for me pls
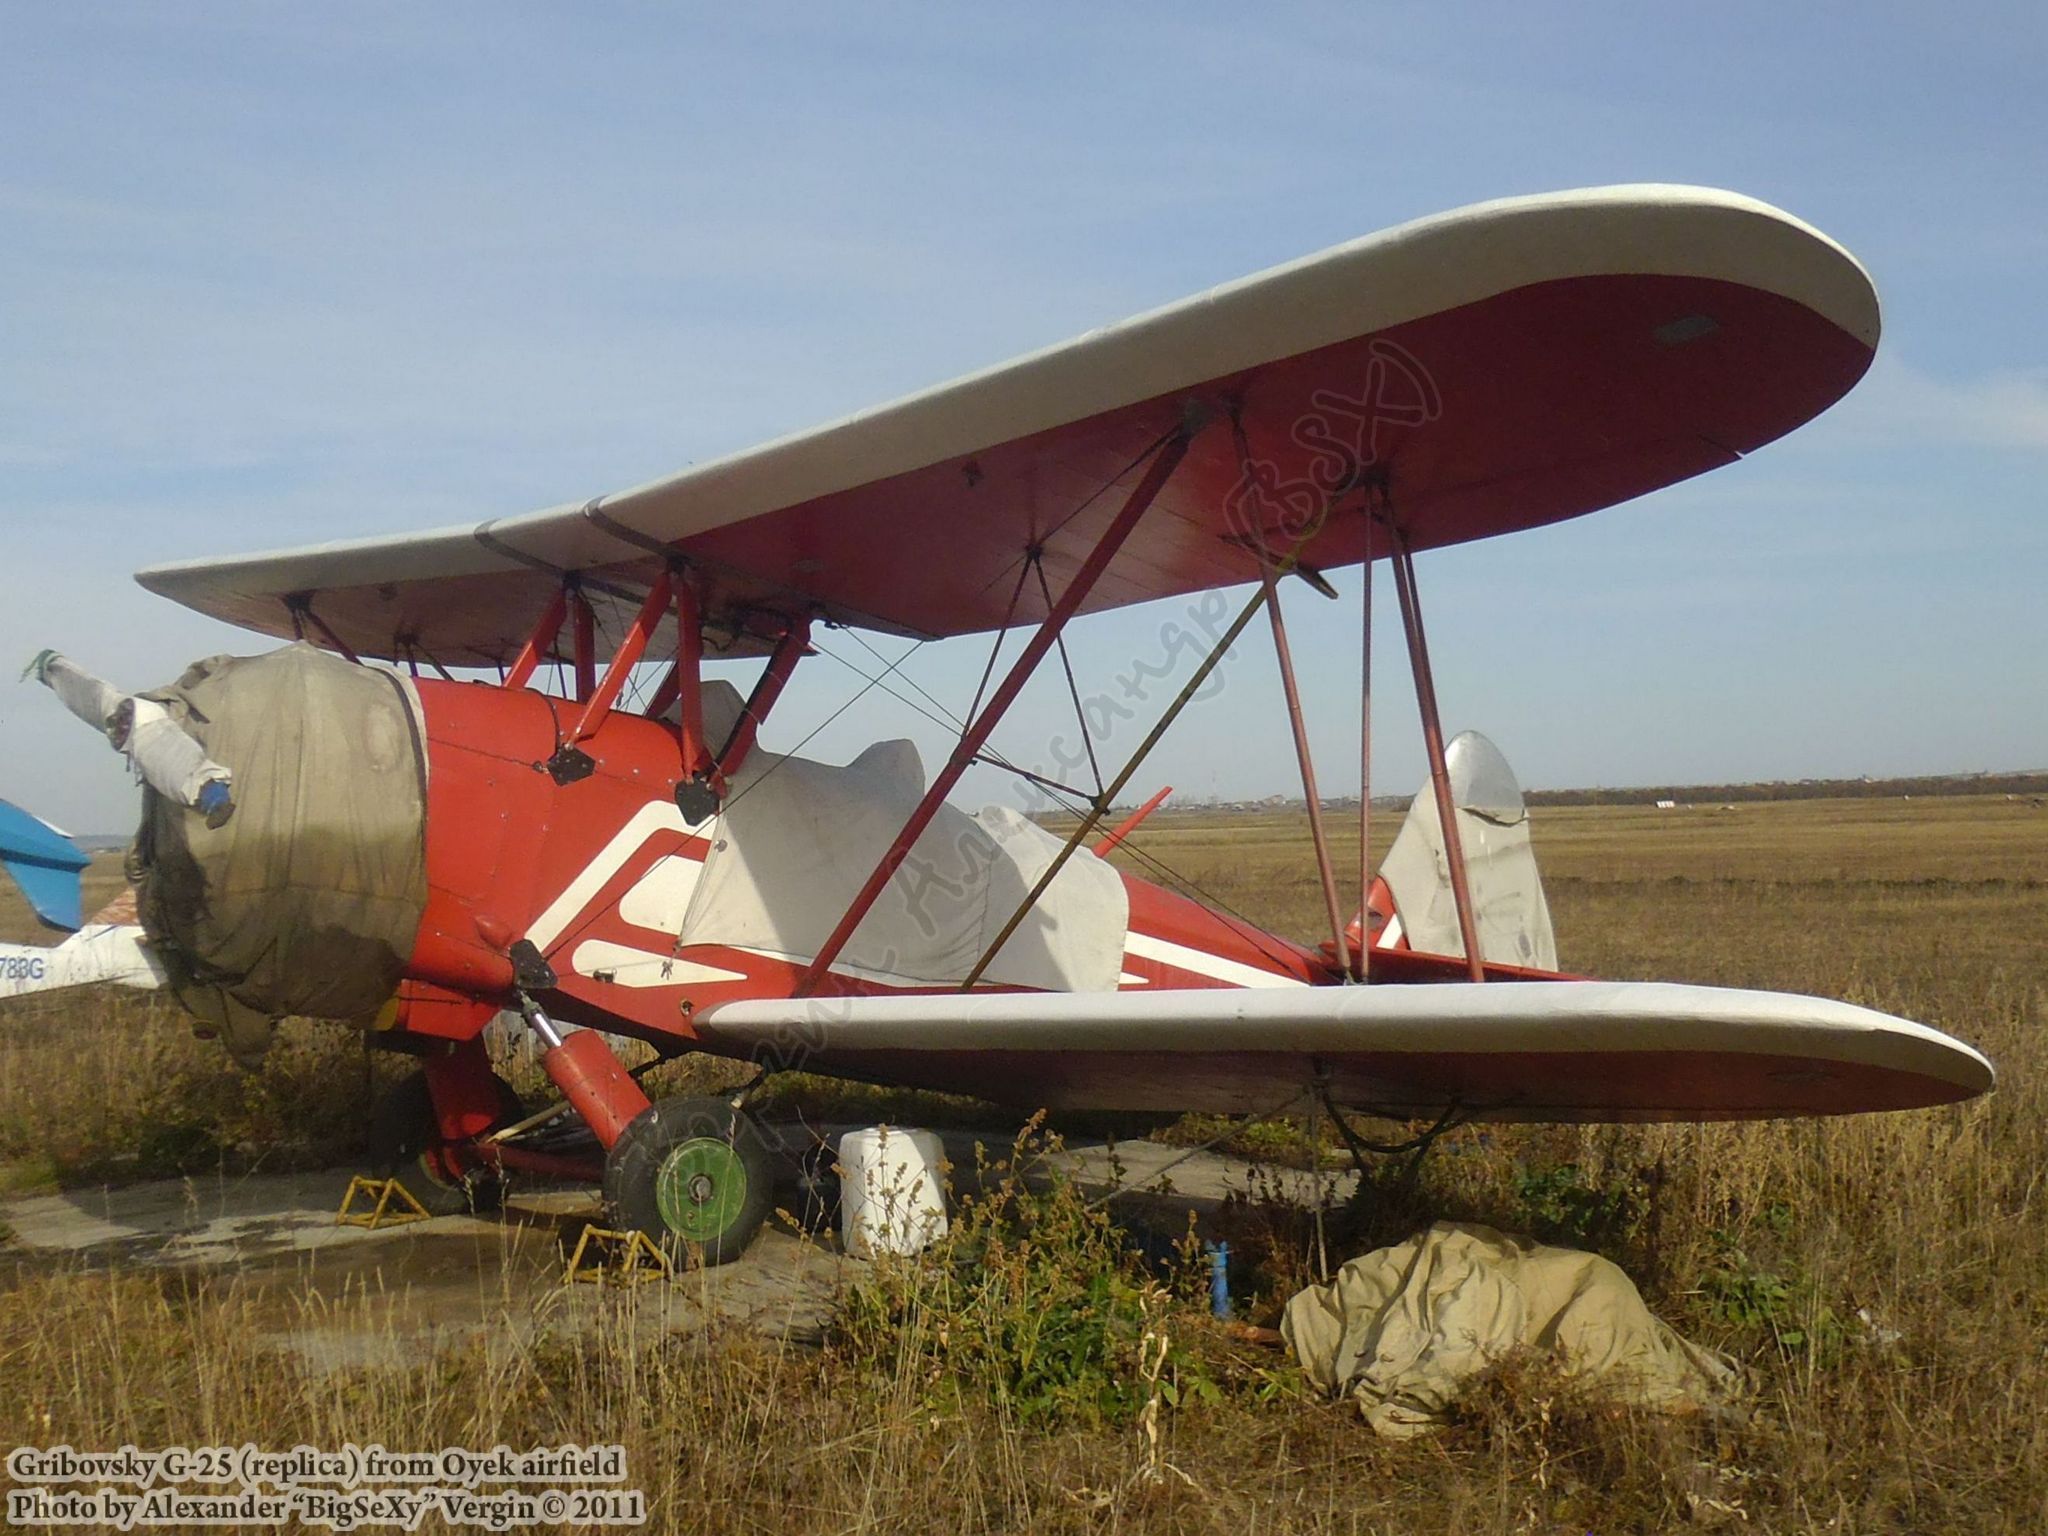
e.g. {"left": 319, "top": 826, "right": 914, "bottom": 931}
{"left": 0, "top": 1120, "right": 1351, "bottom": 1374}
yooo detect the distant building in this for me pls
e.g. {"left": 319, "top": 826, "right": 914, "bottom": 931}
{"left": 1655, "top": 799, "right": 1677, "bottom": 810}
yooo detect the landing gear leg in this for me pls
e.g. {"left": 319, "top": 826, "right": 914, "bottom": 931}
{"left": 369, "top": 1060, "right": 525, "bottom": 1217}
{"left": 603, "top": 1096, "right": 775, "bottom": 1267}
{"left": 512, "top": 989, "right": 772, "bottom": 1266}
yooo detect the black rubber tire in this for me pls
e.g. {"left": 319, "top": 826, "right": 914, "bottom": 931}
{"left": 603, "top": 1096, "right": 774, "bottom": 1267}
{"left": 368, "top": 1069, "right": 524, "bottom": 1218}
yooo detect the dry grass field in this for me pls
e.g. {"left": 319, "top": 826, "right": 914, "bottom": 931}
{"left": 0, "top": 795, "right": 2043, "bottom": 1533}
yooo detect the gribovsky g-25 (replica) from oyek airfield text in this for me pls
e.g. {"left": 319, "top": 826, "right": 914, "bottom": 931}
{"left": 3, "top": 185, "right": 1993, "bottom": 1264}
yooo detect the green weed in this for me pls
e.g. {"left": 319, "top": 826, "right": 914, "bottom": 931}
{"left": 836, "top": 1121, "right": 1221, "bottom": 1427}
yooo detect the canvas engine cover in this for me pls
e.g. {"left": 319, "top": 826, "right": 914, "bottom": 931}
{"left": 129, "top": 644, "right": 428, "bottom": 1060}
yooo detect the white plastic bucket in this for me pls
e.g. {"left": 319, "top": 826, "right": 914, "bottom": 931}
{"left": 838, "top": 1126, "right": 948, "bottom": 1257}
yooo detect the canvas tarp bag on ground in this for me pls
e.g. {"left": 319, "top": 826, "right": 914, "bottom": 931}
{"left": 129, "top": 644, "right": 428, "bottom": 1063}
{"left": 1282, "top": 1221, "right": 1744, "bottom": 1437}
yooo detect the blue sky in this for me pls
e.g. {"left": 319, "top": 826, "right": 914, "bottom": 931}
{"left": 2, "top": 3, "right": 2043, "bottom": 833}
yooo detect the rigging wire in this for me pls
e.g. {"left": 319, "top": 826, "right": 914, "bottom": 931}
{"left": 1031, "top": 552, "right": 1106, "bottom": 797}
{"left": 964, "top": 555, "right": 1036, "bottom": 725}
{"left": 984, "top": 745, "right": 1313, "bottom": 979}
{"left": 845, "top": 625, "right": 972, "bottom": 735}
{"left": 827, "top": 607, "right": 1318, "bottom": 978}
{"left": 669, "top": 541, "right": 1319, "bottom": 977}
{"left": 1002, "top": 425, "right": 1181, "bottom": 584}
{"left": 716, "top": 635, "right": 931, "bottom": 815}
{"left": 809, "top": 639, "right": 1077, "bottom": 796}
{"left": 810, "top": 640, "right": 964, "bottom": 738}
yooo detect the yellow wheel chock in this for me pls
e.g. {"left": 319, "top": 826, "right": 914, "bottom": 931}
{"left": 336, "top": 1174, "right": 432, "bottom": 1229}
{"left": 563, "top": 1225, "right": 675, "bottom": 1286}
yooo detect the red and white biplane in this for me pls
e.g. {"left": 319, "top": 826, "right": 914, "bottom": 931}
{"left": 20, "top": 185, "right": 1993, "bottom": 1262}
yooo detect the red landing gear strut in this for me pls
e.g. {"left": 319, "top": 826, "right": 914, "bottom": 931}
{"left": 515, "top": 993, "right": 652, "bottom": 1149}
{"left": 388, "top": 993, "right": 775, "bottom": 1266}
{"left": 506, "top": 991, "right": 776, "bottom": 1267}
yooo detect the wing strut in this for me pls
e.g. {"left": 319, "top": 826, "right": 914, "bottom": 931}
{"left": 570, "top": 584, "right": 597, "bottom": 702}
{"left": 1389, "top": 524, "right": 1485, "bottom": 980}
{"left": 957, "top": 508, "right": 1341, "bottom": 992}
{"left": 565, "top": 565, "right": 680, "bottom": 750}
{"left": 674, "top": 573, "right": 709, "bottom": 782}
{"left": 1356, "top": 506, "right": 1375, "bottom": 981}
{"left": 505, "top": 585, "right": 570, "bottom": 690}
{"left": 283, "top": 595, "right": 360, "bottom": 665}
{"left": 792, "top": 426, "right": 1198, "bottom": 997}
{"left": 714, "top": 616, "right": 811, "bottom": 781}
{"left": 1258, "top": 545, "right": 1353, "bottom": 979}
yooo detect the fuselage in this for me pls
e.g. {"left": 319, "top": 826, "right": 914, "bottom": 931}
{"left": 392, "top": 677, "right": 1327, "bottom": 1056}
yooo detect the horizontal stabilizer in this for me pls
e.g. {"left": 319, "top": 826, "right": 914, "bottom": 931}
{"left": 0, "top": 925, "right": 165, "bottom": 1000}
{"left": 697, "top": 981, "right": 1992, "bottom": 1123}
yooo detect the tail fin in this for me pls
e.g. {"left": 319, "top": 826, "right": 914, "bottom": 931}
{"left": 1366, "top": 731, "right": 1557, "bottom": 971}
{"left": 0, "top": 798, "right": 91, "bottom": 932}
{"left": 0, "top": 801, "right": 163, "bottom": 1001}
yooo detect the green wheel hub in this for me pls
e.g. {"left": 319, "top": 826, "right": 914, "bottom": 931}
{"left": 605, "top": 1096, "right": 773, "bottom": 1267}
{"left": 653, "top": 1138, "right": 749, "bottom": 1242}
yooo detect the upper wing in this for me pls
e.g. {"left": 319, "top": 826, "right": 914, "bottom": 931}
{"left": 137, "top": 185, "right": 1878, "bottom": 665}
{"left": 694, "top": 981, "right": 1990, "bottom": 1123}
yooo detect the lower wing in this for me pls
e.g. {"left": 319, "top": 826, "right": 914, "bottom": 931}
{"left": 696, "top": 981, "right": 1992, "bottom": 1123}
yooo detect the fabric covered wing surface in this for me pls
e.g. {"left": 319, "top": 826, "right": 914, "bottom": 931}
{"left": 694, "top": 981, "right": 1993, "bottom": 1121}
{"left": 133, "top": 186, "right": 1879, "bottom": 665}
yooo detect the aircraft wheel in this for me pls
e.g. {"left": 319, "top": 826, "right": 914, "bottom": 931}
{"left": 369, "top": 1069, "right": 524, "bottom": 1218}
{"left": 604, "top": 1096, "right": 773, "bottom": 1267}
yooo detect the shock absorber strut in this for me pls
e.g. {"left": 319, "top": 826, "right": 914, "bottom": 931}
{"left": 515, "top": 989, "right": 652, "bottom": 1150}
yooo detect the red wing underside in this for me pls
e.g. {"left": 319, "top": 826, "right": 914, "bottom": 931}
{"left": 679, "top": 276, "right": 1865, "bottom": 641}
{"left": 133, "top": 188, "right": 1877, "bottom": 664}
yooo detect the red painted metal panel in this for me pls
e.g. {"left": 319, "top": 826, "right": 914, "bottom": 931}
{"left": 673, "top": 277, "right": 1869, "bottom": 643}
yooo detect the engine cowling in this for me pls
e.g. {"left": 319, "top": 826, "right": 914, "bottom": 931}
{"left": 126, "top": 644, "right": 429, "bottom": 1059}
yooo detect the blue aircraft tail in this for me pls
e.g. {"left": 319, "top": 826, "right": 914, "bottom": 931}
{"left": 0, "top": 799, "right": 91, "bottom": 932}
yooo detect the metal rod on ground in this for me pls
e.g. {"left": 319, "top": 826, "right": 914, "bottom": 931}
{"left": 1085, "top": 1088, "right": 1311, "bottom": 1209}
{"left": 792, "top": 431, "right": 1195, "bottom": 997}
{"left": 1260, "top": 549, "right": 1353, "bottom": 980}
{"left": 1309, "top": 1088, "right": 1329, "bottom": 1282}
{"left": 1389, "top": 529, "right": 1485, "bottom": 982}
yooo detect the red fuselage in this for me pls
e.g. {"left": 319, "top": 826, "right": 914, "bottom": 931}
{"left": 391, "top": 678, "right": 1329, "bottom": 1055}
